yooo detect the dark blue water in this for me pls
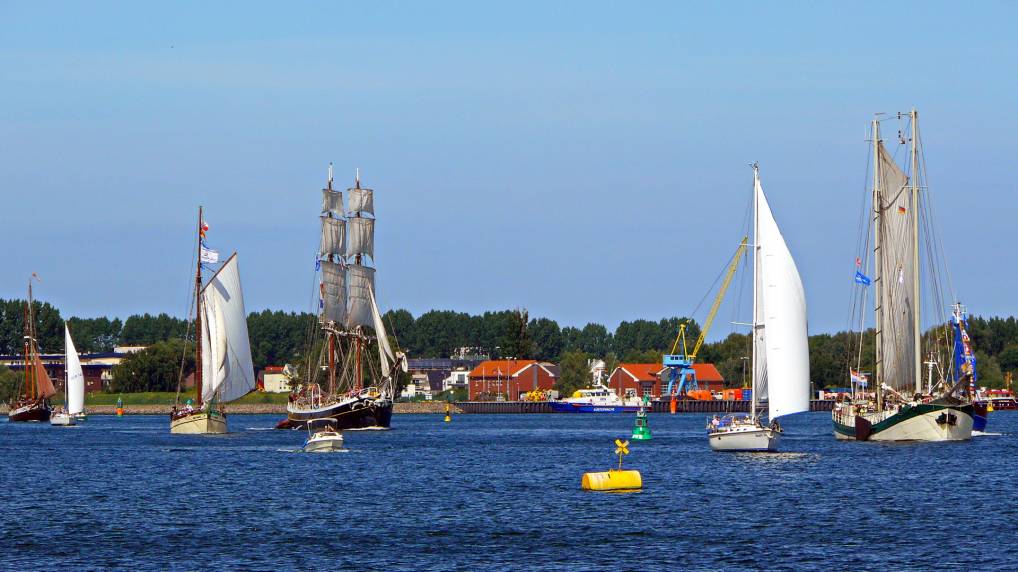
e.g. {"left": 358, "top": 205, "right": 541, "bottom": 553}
{"left": 2, "top": 411, "right": 1016, "bottom": 570}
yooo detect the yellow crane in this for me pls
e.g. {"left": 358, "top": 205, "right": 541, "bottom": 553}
{"left": 663, "top": 237, "right": 748, "bottom": 396}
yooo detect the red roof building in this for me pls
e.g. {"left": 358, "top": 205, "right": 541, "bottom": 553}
{"left": 607, "top": 362, "right": 726, "bottom": 398}
{"left": 468, "top": 359, "right": 557, "bottom": 401}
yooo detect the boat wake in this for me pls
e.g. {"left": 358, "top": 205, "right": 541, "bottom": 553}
{"left": 973, "top": 431, "right": 1004, "bottom": 437}
{"left": 245, "top": 427, "right": 277, "bottom": 432}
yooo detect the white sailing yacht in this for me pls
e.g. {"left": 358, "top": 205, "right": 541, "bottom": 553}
{"left": 707, "top": 164, "right": 811, "bottom": 452}
{"left": 832, "top": 110, "right": 973, "bottom": 441}
{"left": 51, "top": 326, "right": 85, "bottom": 426}
{"left": 170, "top": 208, "right": 256, "bottom": 434}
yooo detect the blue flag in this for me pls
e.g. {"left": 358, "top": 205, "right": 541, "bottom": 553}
{"left": 854, "top": 271, "right": 871, "bottom": 286}
{"left": 315, "top": 259, "right": 321, "bottom": 271}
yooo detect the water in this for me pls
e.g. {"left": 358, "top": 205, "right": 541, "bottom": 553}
{"left": 2, "top": 411, "right": 1017, "bottom": 570}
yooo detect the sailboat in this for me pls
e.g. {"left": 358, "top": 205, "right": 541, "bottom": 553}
{"left": 170, "top": 207, "right": 256, "bottom": 434}
{"left": 7, "top": 276, "right": 56, "bottom": 422}
{"left": 706, "top": 164, "right": 811, "bottom": 452}
{"left": 279, "top": 167, "right": 406, "bottom": 431}
{"left": 832, "top": 110, "right": 973, "bottom": 441}
{"left": 51, "top": 325, "right": 86, "bottom": 426}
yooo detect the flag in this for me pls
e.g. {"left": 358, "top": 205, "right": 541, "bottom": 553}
{"left": 897, "top": 206, "right": 907, "bottom": 215}
{"left": 854, "top": 271, "right": 871, "bottom": 286}
{"left": 319, "top": 281, "right": 325, "bottom": 309}
{"left": 315, "top": 259, "right": 321, "bottom": 271}
{"left": 200, "top": 245, "right": 219, "bottom": 264}
{"left": 851, "top": 370, "right": 869, "bottom": 386}
{"left": 855, "top": 257, "right": 861, "bottom": 267}
{"left": 200, "top": 220, "right": 209, "bottom": 238}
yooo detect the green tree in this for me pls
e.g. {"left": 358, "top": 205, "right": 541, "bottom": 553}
{"left": 120, "top": 313, "right": 188, "bottom": 345}
{"left": 528, "top": 317, "right": 562, "bottom": 361}
{"left": 501, "top": 309, "right": 532, "bottom": 359}
{"left": 246, "top": 310, "right": 315, "bottom": 371}
{"left": 110, "top": 339, "right": 195, "bottom": 393}
{"left": 997, "top": 344, "right": 1018, "bottom": 375}
{"left": 556, "top": 350, "right": 590, "bottom": 396}
{"left": 66, "top": 316, "right": 123, "bottom": 352}
{"left": 0, "top": 365, "right": 21, "bottom": 404}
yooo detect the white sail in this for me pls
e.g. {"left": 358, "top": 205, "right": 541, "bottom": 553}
{"left": 347, "top": 217, "right": 375, "bottom": 259}
{"left": 369, "top": 286, "right": 394, "bottom": 377}
{"left": 756, "top": 176, "right": 810, "bottom": 420}
{"left": 875, "top": 141, "right": 916, "bottom": 392}
{"left": 322, "top": 189, "right": 343, "bottom": 214}
{"left": 348, "top": 187, "right": 374, "bottom": 215}
{"left": 346, "top": 264, "right": 376, "bottom": 329}
{"left": 319, "top": 216, "right": 346, "bottom": 258}
{"left": 64, "top": 325, "right": 85, "bottom": 415}
{"left": 200, "top": 254, "right": 255, "bottom": 403}
{"left": 321, "top": 260, "right": 347, "bottom": 325}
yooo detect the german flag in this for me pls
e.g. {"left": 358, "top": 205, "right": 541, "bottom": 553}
{"left": 897, "top": 206, "right": 907, "bottom": 215}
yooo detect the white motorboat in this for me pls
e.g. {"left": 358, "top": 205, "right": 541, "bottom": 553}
{"left": 708, "top": 414, "right": 780, "bottom": 451}
{"left": 303, "top": 419, "right": 345, "bottom": 452}
{"left": 50, "top": 411, "right": 75, "bottom": 427}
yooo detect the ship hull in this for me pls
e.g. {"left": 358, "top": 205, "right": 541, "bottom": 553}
{"left": 170, "top": 411, "right": 227, "bottom": 434}
{"left": 279, "top": 397, "right": 393, "bottom": 430}
{"left": 50, "top": 413, "right": 76, "bottom": 426}
{"left": 832, "top": 402, "right": 973, "bottom": 442}
{"left": 548, "top": 402, "right": 643, "bottom": 413}
{"left": 972, "top": 402, "right": 989, "bottom": 433}
{"left": 7, "top": 400, "right": 52, "bottom": 422}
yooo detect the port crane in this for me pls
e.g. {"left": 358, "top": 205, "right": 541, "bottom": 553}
{"left": 663, "top": 237, "right": 748, "bottom": 397}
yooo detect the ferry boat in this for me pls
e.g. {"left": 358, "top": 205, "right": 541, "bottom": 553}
{"left": 548, "top": 383, "right": 643, "bottom": 413}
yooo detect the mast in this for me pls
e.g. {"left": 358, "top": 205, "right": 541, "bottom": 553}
{"left": 909, "top": 108, "right": 922, "bottom": 396}
{"left": 195, "top": 207, "right": 204, "bottom": 407}
{"left": 23, "top": 280, "right": 33, "bottom": 400}
{"left": 872, "top": 118, "right": 884, "bottom": 411}
{"left": 326, "top": 167, "right": 336, "bottom": 395}
{"left": 751, "top": 162, "right": 760, "bottom": 418}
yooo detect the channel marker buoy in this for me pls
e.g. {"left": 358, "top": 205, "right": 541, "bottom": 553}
{"left": 581, "top": 439, "right": 642, "bottom": 491}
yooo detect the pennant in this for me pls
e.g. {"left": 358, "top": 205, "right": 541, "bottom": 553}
{"left": 854, "top": 271, "right": 871, "bottom": 286}
{"left": 855, "top": 257, "right": 861, "bottom": 268}
{"left": 315, "top": 259, "right": 321, "bottom": 271}
{"left": 200, "top": 245, "right": 219, "bottom": 264}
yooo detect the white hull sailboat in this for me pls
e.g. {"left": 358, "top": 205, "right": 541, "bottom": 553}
{"left": 52, "top": 325, "right": 86, "bottom": 427}
{"left": 832, "top": 110, "right": 973, "bottom": 442}
{"left": 707, "top": 164, "right": 810, "bottom": 452}
{"left": 170, "top": 208, "right": 256, "bottom": 435}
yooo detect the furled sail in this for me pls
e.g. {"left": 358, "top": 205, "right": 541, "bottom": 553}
{"left": 64, "top": 325, "right": 85, "bottom": 415}
{"left": 346, "top": 264, "right": 376, "bottom": 329}
{"left": 348, "top": 187, "right": 374, "bottom": 215}
{"left": 347, "top": 217, "right": 375, "bottom": 258}
{"left": 755, "top": 176, "right": 810, "bottom": 420}
{"left": 875, "top": 141, "right": 915, "bottom": 392}
{"left": 319, "top": 216, "right": 346, "bottom": 258}
{"left": 321, "top": 260, "right": 347, "bottom": 325}
{"left": 200, "top": 254, "right": 255, "bottom": 403}
{"left": 322, "top": 189, "right": 343, "bottom": 214}
{"left": 369, "top": 286, "right": 394, "bottom": 377}
{"left": 33, "top": 354, "right": 56, "bottom": 399}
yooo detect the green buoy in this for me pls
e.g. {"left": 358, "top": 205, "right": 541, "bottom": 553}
{"left": 631, "top": 396, "right": 652, "bottom": 440}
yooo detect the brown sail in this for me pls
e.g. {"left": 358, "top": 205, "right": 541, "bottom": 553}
{"left": 33, "top": 354, "right": 56, "bottom": 399}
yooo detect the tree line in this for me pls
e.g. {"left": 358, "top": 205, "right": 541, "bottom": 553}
{"left": 2, "top": 297, "right": 1017, "bottom": 395}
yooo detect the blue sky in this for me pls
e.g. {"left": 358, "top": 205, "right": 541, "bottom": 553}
{"left": 2, "top": 1, "right": 1016, "bottom": 337}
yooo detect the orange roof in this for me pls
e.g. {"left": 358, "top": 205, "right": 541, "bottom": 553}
{"left": 469, "top": 360, "right": 538, "bottom": 379}
{"left": 616, "top": 363, "right": 662, "bottom": 382}
{"left": 692, "top": 363, "right": 724, "bottom": 382}
{"left": 615, "top": 362, "right": 725, "bottom": 383}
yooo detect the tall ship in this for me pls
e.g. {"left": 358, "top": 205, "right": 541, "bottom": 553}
{"left": 7, "top": 276, "right": 56, "bottom": 422}
{"left": 703, "top": 164, "right": 811, "bottom": 452}
{"left": 278, "top": 167, "right": 406, "bottom": 431}
{"left": 170, "top": 207, "right": 256, "bottom": 434}
{"left": 832, "top": 110, "right": 974, "bottom": 441}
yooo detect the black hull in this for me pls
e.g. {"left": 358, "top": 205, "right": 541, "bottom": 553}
{"left": 278, "top": 398, "right": 393, "bottom": 430}
{"left": 8, "top": 400, "right": 52, "bottom": 422}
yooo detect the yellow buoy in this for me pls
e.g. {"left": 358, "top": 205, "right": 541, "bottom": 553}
{"left": 582, "top": 439, "right": 642, "bottom": 491}
{"left": 443, "top": 402, "right": 452, "bottom": 423}
{"left": 581, "top": 469, "right": 642, "bottom": 491}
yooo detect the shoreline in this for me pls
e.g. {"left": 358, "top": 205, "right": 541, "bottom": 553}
{"left": 0, "top": 401, "right": 460, "bottom": 416}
